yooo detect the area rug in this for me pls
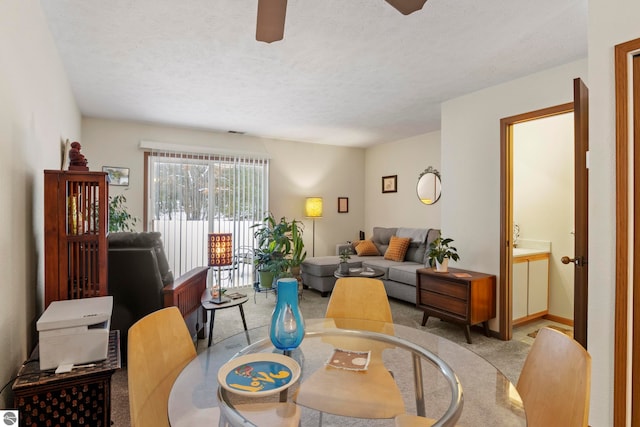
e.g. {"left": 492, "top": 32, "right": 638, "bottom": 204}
{"left": 527, "top": 324, "right": 573, "bottom": 339}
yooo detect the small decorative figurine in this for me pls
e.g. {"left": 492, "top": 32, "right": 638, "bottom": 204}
{"left": 68, "top": 141, "right": 89, "bottom": 171}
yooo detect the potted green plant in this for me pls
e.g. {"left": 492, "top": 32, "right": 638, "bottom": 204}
{"left": 251, "top": 213, "right": 305, "bottom": 287}
{"left": 252, "top": 248, "right": 276, "bottom": 288}
{"left": 338, "top": 248, "right": 352, "bottom": 274}
{"left": 427, "top": 236, "right": 460, "bottom": 272}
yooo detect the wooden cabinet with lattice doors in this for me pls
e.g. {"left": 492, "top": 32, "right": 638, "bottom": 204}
{"left": 44, "top": 170, "right": 109, "bottom": 307}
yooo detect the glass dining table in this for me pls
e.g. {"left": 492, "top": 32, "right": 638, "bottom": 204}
{"left": 168, "top": 318, "right": 526, "bottom": 426}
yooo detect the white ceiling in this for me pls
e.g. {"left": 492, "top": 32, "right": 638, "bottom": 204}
{"left": 40, "top": 0, "right": 587, "bottom": 147}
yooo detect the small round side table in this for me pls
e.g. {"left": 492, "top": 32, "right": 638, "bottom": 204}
{"left": 201, "top": 290, "right": 249, "bottom": 347}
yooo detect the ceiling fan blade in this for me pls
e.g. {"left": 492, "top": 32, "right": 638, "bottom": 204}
{"left": 384, "top": 0, "right": 428, "bottom": 15}
{"left": 256, "top": 0, "right": 287, "bottom": 43}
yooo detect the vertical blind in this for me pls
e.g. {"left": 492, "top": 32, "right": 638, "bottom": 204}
{"left": 146, "top": 148, "right": 269, "bottom": 286}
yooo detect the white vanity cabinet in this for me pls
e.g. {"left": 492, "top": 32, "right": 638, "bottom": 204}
{"left": 513, "top": 251, "right": 550, "bottom": 324}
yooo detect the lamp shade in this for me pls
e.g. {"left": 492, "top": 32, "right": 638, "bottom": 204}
{"left": 305, "top": 197, "right": 323, "bottom": 218}
{"left": 208, "top": 233, "right": 233, "bottom": 267}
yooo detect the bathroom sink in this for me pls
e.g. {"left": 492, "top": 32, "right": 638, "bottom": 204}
{"left": 513, "top": 247, "right": 549, "bottom": 257}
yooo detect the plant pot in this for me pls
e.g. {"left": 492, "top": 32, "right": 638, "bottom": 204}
{"left": 338, "top": 262, "right": 349, "bottom": 274}
{"left": 290, "top": 265, "right": 301, "bottom": 278}
{"left": 259, "top": 270, "right": 275, "bottom": 288}
{"left": 435, "top": 258, "right": 449, "bottom": 273}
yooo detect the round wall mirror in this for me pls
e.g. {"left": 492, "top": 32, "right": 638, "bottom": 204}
{"left": 417, "top": 167, "right": 441, "bottom": 205}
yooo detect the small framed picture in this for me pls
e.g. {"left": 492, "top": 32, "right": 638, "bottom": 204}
{"left": 338, "top": 197, "right": 349, "bottom": 213}
{"left": 382, "top": 175, "right": 397, "bottom": 193}
{"left": 102, "top": 166, "right": 130, "bottom": 186}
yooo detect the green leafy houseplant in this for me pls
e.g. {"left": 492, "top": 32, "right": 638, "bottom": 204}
{"left": 251, "top": 213, "right": 306, "bottom": 287}
{"left": 289, "top": 220, "right": 307, "bottom": 269}
{"left": 108, "top": 193, "right": 138, "bottom": 232}
{"left": 339, "top": 248, "right": 352, "bottom": 263}
{"left": 427, "top": 237, "right": 460, "bottom": 272}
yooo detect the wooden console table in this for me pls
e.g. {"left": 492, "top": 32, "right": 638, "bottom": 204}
{"left": 416, "top": 267, "right": 496, "bottom": 344}
{"left": 12, "top": 330, "right": 121, "bottom": 427}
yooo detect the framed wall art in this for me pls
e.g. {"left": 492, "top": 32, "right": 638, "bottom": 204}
{"left": 102, "top": 166, "right": 130, "bottom": 186}
{"left": 338, "top": 197, "right": 349, "bottom": 213}
{"left": 382, "top": 175, "right": 397, "bottom": 193}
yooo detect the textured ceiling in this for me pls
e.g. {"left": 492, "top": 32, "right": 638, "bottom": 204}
{"left": 40, "top": 0, "right": 587, "bottom": 147}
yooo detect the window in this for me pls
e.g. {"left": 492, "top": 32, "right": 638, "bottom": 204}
{"left": 146, "top": 149, "right": 269, "bottom": 287}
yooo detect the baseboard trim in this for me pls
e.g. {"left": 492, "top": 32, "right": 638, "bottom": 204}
{"left": 543, "top": 314, "right": 574, "bottom": 327}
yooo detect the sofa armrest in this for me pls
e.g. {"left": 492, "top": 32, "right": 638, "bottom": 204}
{"left": 163, "top": 266, "right": 209, "bottom": 317}
{"left": 163, "top": 266, "right": 209, "bottom": 339}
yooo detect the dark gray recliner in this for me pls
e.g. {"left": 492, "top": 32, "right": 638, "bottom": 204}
{"left": 108, "top": 232, "right": 208, "bottom": 362}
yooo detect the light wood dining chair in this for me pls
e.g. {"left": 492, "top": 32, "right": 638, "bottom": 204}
{"left": 128, "top": 306, "right": 197, "bottom": 427}
{"left": 295, "top": 277, "right": 406, "bottom": 419}
{"left": 516, "top": 326, "right": 591, "bottom": 427}
{"left": 325, "top": 277, "right": 393, "bottom": 322}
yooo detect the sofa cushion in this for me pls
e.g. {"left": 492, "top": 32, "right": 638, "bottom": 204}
{"left": 372, "top": 227, "right": 397, "bottom": 254}
{"left": 388, "top": 263, "right": 422, "bottom": 286}
{"left": 393, "top": 227, "right": 429, "bottom": 263}
{"left": 384, "top": 236, "right": 412, "bottom": 261}
{"left": 372, "top": 227, "right": 397, "bottom": 243}
{"left": 360, "top": 258, "right": 407, "bottom": 280}
{"left": 355, "top": 240, "right": 380, "bottom": 256}
{"left": 396, "top": 227, "right": 428, "bottom": 243}
{"left": 405, "top": 243, "right": 426, "bottom": 264}
{"left": 302, "top": 256, "right": 342, "bottom": 276}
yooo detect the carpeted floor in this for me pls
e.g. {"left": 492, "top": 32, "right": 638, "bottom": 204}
{"left": 110, "top": 285, "right": 542, "bottom": 426}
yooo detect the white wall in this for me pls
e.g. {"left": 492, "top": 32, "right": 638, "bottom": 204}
{"left": 364, "top": 132, "right": 441, "bottom": 233}
{"left": 81, "top": 117, "right": 366, "bottom": 257}
{"left": 588, "top": 0, "right": 640, "bottom": 424}
{"left": 440, "top": 58, "right": 587, "bottom": 329}
{"left": 83, "top": 119, "right": 441, "bottom": 259}
{"left": 0, "top": 0, "right": 81, "bottom": 406}
{"left": 513, "top": 113, "right": 574, "bottom": 320}
{"left": 262, "top": 138, "right": 365, "bottom": 255}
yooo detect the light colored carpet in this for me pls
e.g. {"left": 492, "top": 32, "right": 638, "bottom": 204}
{"left": 110, "top": 285, "right": 535, "bottom": 426}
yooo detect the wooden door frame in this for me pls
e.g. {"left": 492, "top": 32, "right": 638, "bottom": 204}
{"left": 613, "top": 37, "right": 640, "bottom": 427}
{"left": 499, "top": 103, "right": 574, "bottom": 340}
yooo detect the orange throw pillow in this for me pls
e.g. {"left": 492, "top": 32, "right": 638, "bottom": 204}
{"left": 384, "top": 236, "right": 412, "bottom": 261}
{"left": 354, "top": 240, "right": 380, "bottom": 256}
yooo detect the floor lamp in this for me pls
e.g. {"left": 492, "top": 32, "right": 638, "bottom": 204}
{"left": 208, "top": 233, "right": 233, "bottom": 303}
{"left": 305, "top": 197, "right": 323, "bottom": 257}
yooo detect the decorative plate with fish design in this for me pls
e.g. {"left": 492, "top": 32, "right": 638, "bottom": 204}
{"left": 217, "top": 353, "right": 301, "bottom": 397}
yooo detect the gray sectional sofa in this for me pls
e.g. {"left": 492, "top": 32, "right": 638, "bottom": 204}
{"left": 300, "top": 227, "right": 440, "bottom": 304}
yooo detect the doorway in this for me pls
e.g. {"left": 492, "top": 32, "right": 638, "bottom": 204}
{"left": 499, "top": 79, "right": 588, "bottom": 343}
{"left": 512, "top": 113, "right": 575, "bottom": 326}
{"left": 499, "top": 102, "right": 577, "bottom": 340}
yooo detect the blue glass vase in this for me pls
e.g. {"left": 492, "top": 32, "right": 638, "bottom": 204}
{"left": 269, "top": 278, "right": 305, "bottom": 351}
